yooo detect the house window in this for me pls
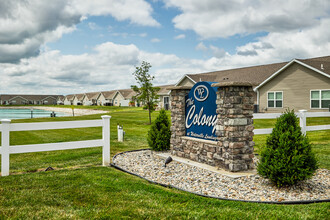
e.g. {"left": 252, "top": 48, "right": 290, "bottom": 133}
{"left": 267, "top": 92, "right": 283, "bottom": 108}
{"left": 311, "top": 90, "right": 330, "bottom": 109}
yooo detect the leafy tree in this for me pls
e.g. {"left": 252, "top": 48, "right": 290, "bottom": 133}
{"left": 131, "top": 61, "right": 160, "bottom": 124}
{"left": 148, "top": 109, "right": 171, "bottom": 151}
{"left": 257, "top": 109, "right": 318, "bottom": 187}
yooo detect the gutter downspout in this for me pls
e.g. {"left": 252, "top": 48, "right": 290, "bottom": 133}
{"left": 256, "top": 89, "right": 259, "bottom": 107}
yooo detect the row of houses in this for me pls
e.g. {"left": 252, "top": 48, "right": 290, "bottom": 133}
{"left": 0, "top": 94, "right": 63, "bottom": 105}
{"left": 58, "top": 85, "right": 172, "bottom": 109}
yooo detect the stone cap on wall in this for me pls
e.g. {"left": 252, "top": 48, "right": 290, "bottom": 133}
{"left": 166, "top": 85, "right": 193, "bottom": 90}
{"left": 211, "top": 81, "right": 254, "bottom": 87}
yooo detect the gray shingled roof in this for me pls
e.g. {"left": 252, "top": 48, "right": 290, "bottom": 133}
{"left": 184, "top": 55, "right": 330, "bottom": 86}
{"left": 101, "top": 90, "right": 117, "bottom": 99}
{"left": 157, "top": 84, "right": 174, "bottom": 95}
{"left": 0, "top": 94, "right": 59, "bottom": 101}
{"left": 85, "top": 92, "right": 100, "bottom": 100}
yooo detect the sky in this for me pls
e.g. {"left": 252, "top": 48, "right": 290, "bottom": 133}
{"left": 0, "top": 0, "right": 330, "bottom": 95}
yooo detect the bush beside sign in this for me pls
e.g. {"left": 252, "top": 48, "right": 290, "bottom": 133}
{"left": 185, "top": 82, "right": 218, "bottom": 141}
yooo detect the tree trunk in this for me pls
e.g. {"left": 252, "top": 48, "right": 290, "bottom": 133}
{"left": 148, "top": 105, "right": 151, "bottom": 124}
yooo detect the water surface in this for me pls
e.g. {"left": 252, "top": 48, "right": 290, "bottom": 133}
{"left": 0, "top": 108, "right": 68, "bottom": 120}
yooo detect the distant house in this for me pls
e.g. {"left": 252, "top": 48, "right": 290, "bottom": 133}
{"left": 72, "top": 94, "right": 85, "bottom": 105}
{"left": 63, "top": 95, "right": 74, "bottom": 105}
{"left": 156, "top": 85, "right": 173, "bottom": 110}
{"left": 0, "top": 94, "right": 59, "bottom": 105}
{"left": 82, "top": 92, "right": 100, "bottom": 106}
{"left": 57, "top": 95, "right": 65, "bottom": 105}
{"left": 97, "top": 90, "right": 116, "bottom": 106}
{"left": 113, "top": 89, "right": 137, "bottom": 106}
{"left": 173, "top": 55, "right": 330, "bottom": 113}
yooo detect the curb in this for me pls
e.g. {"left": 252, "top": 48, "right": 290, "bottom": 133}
{"left": 111, "top": 149, "right": 330, "bottom": 205}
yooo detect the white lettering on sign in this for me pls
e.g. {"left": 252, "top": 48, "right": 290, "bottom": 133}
{"left": 185, "top": 105, "right": 218, "bottom": 133}
{"left": 194, "top": 85, "right": 209, "bottom": 101}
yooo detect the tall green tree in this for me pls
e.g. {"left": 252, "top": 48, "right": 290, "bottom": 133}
{"left": 131, "top": 61, "right": 160, "bottom": 124}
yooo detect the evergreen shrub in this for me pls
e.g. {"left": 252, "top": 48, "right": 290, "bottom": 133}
{"left": 257, "top": 109, "right": 318, "bottom": 187}
{"left": 148, "top": 109, "right": 171, "bottom": 151}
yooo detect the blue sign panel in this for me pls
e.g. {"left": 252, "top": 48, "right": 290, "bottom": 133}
{"left": 185, "top": 82, "right": 218, "bottom": 141}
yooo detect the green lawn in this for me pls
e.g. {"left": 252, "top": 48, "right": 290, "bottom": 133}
{"left": 0, "top": 106, "right": 329, "bottom": 219}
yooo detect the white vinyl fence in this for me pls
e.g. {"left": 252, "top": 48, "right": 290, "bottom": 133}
{"left": 253, "top": 110, "right": 330, "bottom": 135}
{"left": 0, "top": 115, "right": 111, "bottom": 176}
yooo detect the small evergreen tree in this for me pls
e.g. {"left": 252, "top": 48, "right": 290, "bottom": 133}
{"left": 148, "top": 109, "right": 171, "bottom": 151}
{"left": 257, "top": 109, "right": 318, "bottom": 187}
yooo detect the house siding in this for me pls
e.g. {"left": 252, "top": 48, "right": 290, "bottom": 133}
{"left": 10, "top": 97, "right": 27, "bottom": 105}
{"left": 259, "top": 63, "right": 330, "bottom": 113}
{"left": 177, "top": 77, "right": 195, "bottom": 87}
{"left": 113, "top": 93, "right": 124, "bottom": 106}
{"left": 42, "top": 97, "right": 57, "bottom": 105}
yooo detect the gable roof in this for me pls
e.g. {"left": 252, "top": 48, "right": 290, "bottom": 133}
{"left": 157, "top": 84, "right": 173, "bottom": 95}
{"left": 101, "top": 90, "right": 117, "bottom": 99}
{"left": 57, "top": 95, "right": 65, "bottom": 101}
{"left": 65, "top": 94, "right": 75, "bottom": 101}
{"left": 85, "top": 92, "right": 100, "bottom": 100}
{"left": 74, "top": 94, "right": 85, "bottom": 101}
{"left": 117, "top": 89, "right": 136, "bottom": 99}
{"left": 255, "top": 56, "right": 330, "bottom": 91}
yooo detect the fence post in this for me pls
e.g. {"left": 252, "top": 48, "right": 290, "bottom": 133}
{"left": 101, "top": 115, "right": 111, "bottom": 166}
{"left": 299, "top": 110, "right": 307, "bottom": 135}
{"left": 1, "top": 119, "right": 11, "bottom": 176}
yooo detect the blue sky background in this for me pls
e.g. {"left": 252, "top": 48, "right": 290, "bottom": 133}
{"left": 0, "top": 0, "right": 329, "bottom": 94}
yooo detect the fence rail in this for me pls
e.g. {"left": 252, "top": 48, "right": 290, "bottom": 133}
{"left": 253, "top": 110, "right": 330, "bottom": 135}
{"left": 0, "top": 115, "right": 111, "bottom": 176}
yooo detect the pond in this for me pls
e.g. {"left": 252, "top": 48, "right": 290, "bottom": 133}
{"left": 0, "top": 108, "right": 69, "bottom": 120}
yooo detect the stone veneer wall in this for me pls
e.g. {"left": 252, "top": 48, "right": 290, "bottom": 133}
{"left": 215, "top": 85, "right": 255, "bottom": 171}
{"left": 170, "top": 83, "right": 255, "bottom": 172}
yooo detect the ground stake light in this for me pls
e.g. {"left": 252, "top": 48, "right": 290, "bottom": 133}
{"left": 164, "top": 156, "right": 173, "bottom": 167}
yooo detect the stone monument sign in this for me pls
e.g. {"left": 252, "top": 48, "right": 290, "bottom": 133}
{"left": 169, "top": 81, "right": 255, "bottom": 172}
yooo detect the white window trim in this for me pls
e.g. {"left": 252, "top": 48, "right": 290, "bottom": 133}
{"left": 267, "top": 91, "right": 283, "bottom": 108}
{"left": 310, "top": 89, "right": 330, "bottom": 109}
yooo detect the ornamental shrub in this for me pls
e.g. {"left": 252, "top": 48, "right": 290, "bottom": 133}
{"left": 257, "top": 109, "right": 318, "bottom": 187}
{"left": 148, "top": 109, "right": 171, "bottom": 151}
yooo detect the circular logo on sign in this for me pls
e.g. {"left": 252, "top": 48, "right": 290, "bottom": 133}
{"left": 194, "top": 85, "right": 209, "bottom": 101}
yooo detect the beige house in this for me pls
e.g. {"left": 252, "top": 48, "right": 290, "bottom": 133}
{"left": 82, "top": 92, "right": 100, "bottom": 106}
{"left": 63, "top": 94, "right": 74, "bottom": 105}
{"left": 97, "top": 90, "right": 116, "bottom": 106}
{"left": 57, "top": 95, "right": 65, "bottom": 105}
{"left": 255, "top": 58, "right": 330, "bottom": 112}
{"left": 72, "top": 94, "right": 85, "bottom": 105}
{"left": 156, "top": 85, "right": 173, "bottom": 110}
{"left": 173, "top": 55, "right": 330, "bottom": 113}
{"left": 112, "top": 89, "right": 137, "bottom": 106}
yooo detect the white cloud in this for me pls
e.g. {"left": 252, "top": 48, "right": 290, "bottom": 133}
{"left": 88, "top": 22, "right": 100, "bottom": 30}
{"left": 151, "top": 38, "right": 161, "bottom": 43}
{"left": 196, "top": 43, "right": 227, "bottom": 58}
{"left": 174, "top": 34, "right": 185, "bottom": 39}
{"left": 139, "top": 33, "right": 148, "bottom": 37}
{"left": 0, "top": 0, "right": 159, "bottom": 63}
{"left": 72, "top": 0, "right": 160, "bottom": 27}
{"left": 195, "top": 42, "right": 208, "bottom": 51}
{"left": 165, "top": 0, "right": 330, "bottom": 38}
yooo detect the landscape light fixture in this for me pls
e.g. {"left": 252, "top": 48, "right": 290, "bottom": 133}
{"left": 164, "top": 156, "right": 173, "bottom": 167}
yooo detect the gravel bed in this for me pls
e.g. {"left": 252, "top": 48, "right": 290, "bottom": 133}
{"left": 113, "top": 150, "right": 330, "bottom": 203}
